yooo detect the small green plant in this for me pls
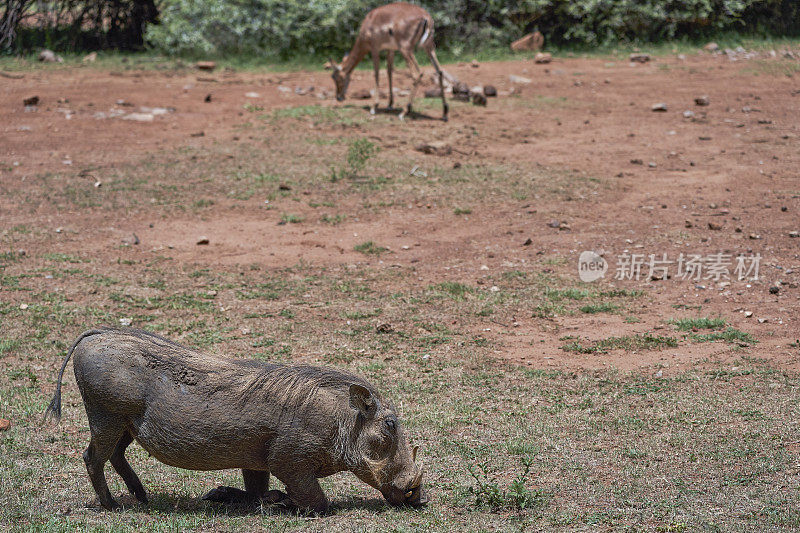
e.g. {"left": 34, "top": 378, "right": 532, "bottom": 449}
{"left": 320, "top": 213, "right": 346, "bottom": 225}
{"left": 332, "top": 138, "right": 379, "bottom": 181}
{"left": 354, "top": 241, "right": 388, "bottom": 255}
{"left": 670, "top": 317, "right": 726, "bottom": 331}
{"left": 561, "top": 333, "right": 678, "bottom": 354}
{"left": 579, "top": 302, "right": 619, "bottom": 314}
{"left": 467, "top": 457, "right": 542, "bottom": 511}
{"left": 454, "top": 207, "right": 472, "bottom": 215}
{"left": 280, "top": 213, "right": 304, "bottom": 224}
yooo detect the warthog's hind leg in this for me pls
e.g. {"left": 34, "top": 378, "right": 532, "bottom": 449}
{"left": 203, "top": 469, "right": 289, "bottom": 506}
{"left": 110, "top": 430, "right": 148, "bottom": 503}
{"left": 83, "top": 418, "right": 126, "bottom": 510}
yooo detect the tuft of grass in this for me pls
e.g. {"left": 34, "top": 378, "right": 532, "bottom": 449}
{"left": 561, "top": 333, "right": 679, "bottom": 354}
{"left": 354, "top": 241, "right": 388, "bottom": 255}
{"left": 320, "top": 213, "right": 346, "bottom": 225}
{"left": 690, "top": 327, "right": 756, "bottom": 345}
{"left": 432, "top": 281, "right": 473, "bottom": 300}
{"left": 454, "top": 207, "right": 472, "bottom": 215}
{"left": 579, "top": 302, "right": 619, "bottom": 314}
{"left": 467, "top": 457, "right": 545, "bottom": 512}
{"left": 280, "top": 213, "right": 304, "bottom": 224}
{"left": 670, "top": 317, "right": 727, "bottom": 331}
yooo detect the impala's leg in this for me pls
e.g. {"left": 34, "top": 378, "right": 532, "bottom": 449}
{"left": 426, "top": 47, "right": 448, "bottom": 122}
{"left": 370, "top": 49, "right": 381, "bottom": 115}
{"left": 399, "top": 50, "right": 423, "bottom": 121}
{"left": 387, "top": 50, "right": 395, "bottom": 109}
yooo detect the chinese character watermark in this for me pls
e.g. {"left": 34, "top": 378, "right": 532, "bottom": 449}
{"left": 578, "top": 251, "right": 760, "bottom": 282}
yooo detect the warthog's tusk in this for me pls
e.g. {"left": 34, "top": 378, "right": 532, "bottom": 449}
{"left": 405, "top": 490, "right": 413, "bottom": 498}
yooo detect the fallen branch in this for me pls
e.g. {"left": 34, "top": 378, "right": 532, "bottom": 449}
{"left": 0, "top": 71, "right": 24, "bottom": 79}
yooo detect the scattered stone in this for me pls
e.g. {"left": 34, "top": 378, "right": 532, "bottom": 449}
{"left": 278, "top": 184, "right": 292, "bottom": 191}
{"left": 534, "top": 52, "right": 552, "bottom": 64}
{"left": 122, "top": 234, "right": 140, "bottom": 246}
{"left": 196, "top": 61, "right": 216, "bottom": 71}
{"left": 509, "top": 74, "right": 532, "bottom": 84}
{"left": 757, "top": 318, "right": 768, "bottom": 324}
{"left": 547, "top": 220, "right": 560, "bottom": 228}
{"left": 424, "top": 87, "right": 442, "bottom": 98}
{"left": 204, "top": 94, "right": 213, "bottom": 103}
{"left": 376, "top": 323, "right": 394, "bottom": 333}
{"left": 116, "top": 99, "right": 134, "bottom": 107}
{"left": 630, "top": 158, "right": 644, "bottom": 165}
{"left": 648, "top": 162, "right": 657, "bottom": 168}
{"left": 789, "top": 231, "right": 800, "bottom": 238}
{"left": 38, "top": 49, "right": 63, "bottom": 63}
{"left": 694, "top": 95, "right": 710, "bottom": 106}
{"left": 683, "top": 110, "right": 695, "bottom": 118}
{"left": 685, "top": 220, "right": 693, "bottom": 228}
{"left": 629, "top": 53, "right": 650, "bottom": 63}
{"left": 510, "top": 31, "right": 544, "bottom": 52}
{"left": 708, "top": 222, "right": 722, "bottom": 231}
{"left": 749, "top": 234, "right": 761, "bottom": 240}
{"left": 197, "top": 236, "right": 210, "bottom": 245}
{"left": 415, "top": 141, "right": 452, "bottom": 156}
{"left": 350, "top": 88, "right": 371, "bottom": 99}
{"left": 119, "top": 317, "right": 133, "bottom": 327}
{"left": 651, "top": 102, "right": 668, "bottom": 112}
{"left": 0, "top": 419, "right": 10, "bottom": 431}
{"left": 744, "top": 311, "right": 753, "bottom": 318}
{"left": 483, "top": 85, "right": 497, "bottom": 97}
{"left": 94, "top": 181, "right": 102, "bottom": 188}
{"left": 19, "top": 303, "right": 28, "bottom": 310}
{"left": 122, "top": 113, "right": 154, "bottom": 122}
{"left": 245, "top": 92, "right": 261, "bottom": 98}
{"left": 769, "top": 286, "right": 780, "bottom": 295}
{"left": 471, "top": 92, "right": 487, "bottom": 106}
{"left": 190, "top": 131, "right": 204, "bottom": 137}
{"left": 703, "top": 42, "right": 720, "bottom": 52}
{"left": 523, "top": 238, "right": 532, "bottom": 246}
{"left": 23, "top": 95, "right": 39, "bottom": 106}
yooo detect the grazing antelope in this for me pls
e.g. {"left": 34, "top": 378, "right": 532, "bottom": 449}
{"left": 330, "top": 2, "right": 448, "bottom": 121}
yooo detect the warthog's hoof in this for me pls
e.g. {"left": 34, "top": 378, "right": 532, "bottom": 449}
{"left": 263, "top": 489, "right": 290, "bottom": 505}
{"left": 202, "top": 485, "right": 250, "bottom": 504}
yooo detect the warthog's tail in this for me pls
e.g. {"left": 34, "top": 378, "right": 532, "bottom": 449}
{"left": 44, "top": 328, "right": 108, "bottom": 423}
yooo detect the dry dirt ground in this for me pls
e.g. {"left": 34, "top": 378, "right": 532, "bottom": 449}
{"left": 1, "top": 50, "right": 800, "bottom": 530}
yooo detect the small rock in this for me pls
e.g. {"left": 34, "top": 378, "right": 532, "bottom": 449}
{"left": 122, "top": 234, "right": 140, "bottom": 246}
{"left": 694, "top": 95, "right": 710, "bottom": 106}
{"left": 769, "top": 286, "right": 780, "bottom": 295}
{"left": 748, "top": 234, "right": 761, "bottom": 240}
{"left": 424, "top": 87, "right": 442, "bottom": 98}
{"left": 630, "top": 158, "right": 644, "bottom": 165}
{"left": 629, "top": 53, "right": 650, "bottom": 63}
{"left": 651, "top": 102, "right": 668, "bottom": 112}
{"left": 708, "top": 222, "right": 722, "bottom": 231}
{"left": 415, "top": 141, "right": 452, "bottom": 156}
{"left": 685, "top": 220, "right": 693, "bottom": 228}
{"left": 38, "top": 49, "right": 63, "bottom": 63}
{"left": 483, "top": 85, "right": 497, "bottom": 97}
{"left": 471, "top": 92, "right": 487, "bottom": 106}
{"left": 278, "top": 184, "right": 292, "bottom": 191}
{"left": 196, "top": 61, "right": 217, "bottom": 71}
{"left": 683, "top": 110, "right": 695, "bottom": 118}
{"left": 94, "top": 180, "right": 102, "bottom": 188}
{"left": 350, "top": 89, "right": 371, "bottom": 99}
{"left": 523, "top": 238, "right": 532, "bottom": 246}
{"left": 376, "top": 323, "right": 394, "bottom": 333}
{"left": 245, "top": 92, "right": 261, "bottom": 98}
{"left": 0, "top": 419, "right": 10, "bottom": 431}
{"left": 122, "top": 113, "right": 154, "bottom": 122}
{"left": 547, "top": 220, "right": 560, "bottom": 228}
{"left": 509, "top": 74, "right": 532, "bottom": 84}
{"left": 789, "top": 231, "right": 799, "bottom": 238}
{"left": 559, "top": 222, "right": 571, "bottom": 231}
{"left": 197, "top": 236, "right": 210, "bottom": 245}
{"left": 23, "top": 95, "right": 39, "bottom": 106}
{"left": 204, "top": 94, "right": 213, "bottom": 103}
{"left": 534, "top": 52, "right": 552, "bottom": 64}
{"left": 758, "top": 318, "right": 768, "bottom": 324}
{"left": 744, "top": 311, "right": 753, "bottom": 318}
{"left": 19, "top": 303, "right": 28, "bottom": 310}
{"left": 703, "top": 42, "right": 720, "bottom": 52}
{"left": 119, "top": 317, "right": 133, "bottom": 327}
{"left": 510, "top": 31, "right": 544, "bottom": 52}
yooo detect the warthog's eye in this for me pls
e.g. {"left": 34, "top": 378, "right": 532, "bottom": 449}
{"left": 384, "top": 416, "right": 397, "bottom": 432}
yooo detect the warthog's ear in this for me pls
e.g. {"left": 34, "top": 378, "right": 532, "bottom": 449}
{"left": 349, "top": 383, "right": 376, "bottom": 417}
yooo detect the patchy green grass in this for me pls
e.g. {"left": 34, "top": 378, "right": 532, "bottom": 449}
{"left": 561, "top": 333, "right": 679, "bottom": 354}
{"left": 670, "top": 317, "right": 727, "bottom": 331}
{"left": 353, "top": 241, "right": 388, "bottom": 255}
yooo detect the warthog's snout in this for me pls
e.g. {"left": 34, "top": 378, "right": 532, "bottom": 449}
{"left": 382, "top": 483, "right": 428, "bottom": 508}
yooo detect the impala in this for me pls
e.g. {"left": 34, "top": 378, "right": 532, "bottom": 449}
{"left": 330, "top": 2, "right": 448, "bottom": 121}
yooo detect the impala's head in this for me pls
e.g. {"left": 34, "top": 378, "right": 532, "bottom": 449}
{"left": 329, "top": 57, "right": 351, "bottom": 102}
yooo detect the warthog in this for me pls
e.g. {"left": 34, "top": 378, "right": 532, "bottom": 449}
{"left": 45, "top": 327, "right": 428, "bottom": 513}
